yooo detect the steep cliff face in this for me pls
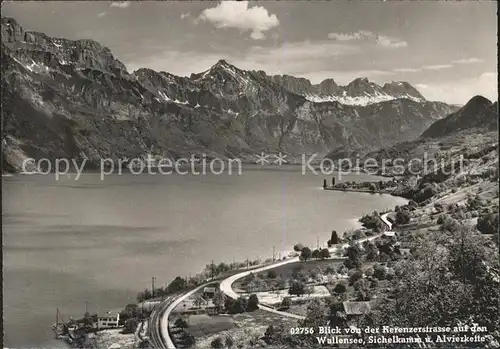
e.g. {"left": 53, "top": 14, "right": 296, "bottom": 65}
{"left": 1, "top": 17, "right": 458, "bottom": 171}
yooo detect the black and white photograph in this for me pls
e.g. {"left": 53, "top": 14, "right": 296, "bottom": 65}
{"left": 1, "top": 1, "right": 499, "bottom": 348}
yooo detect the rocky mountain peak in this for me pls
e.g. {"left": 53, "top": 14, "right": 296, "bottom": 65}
{"left": 318, "top": 78, "right": 341, "bottom": 95}
{"left": 214, "top": 59, "right": 231, "bottom": 67}
{"left": 346, "top": 77, "right": 381, "bottom": 97}
{"left": 2, "top": 17, "right": 127, "bottom": 75}
{"left": 463, "top": 95, "right": 493, "bottom": 113}
{"left": 382, "top": 81, "right": 425, "bottom": 100}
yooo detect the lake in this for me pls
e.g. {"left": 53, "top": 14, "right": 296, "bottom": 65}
{"left": 2, "top": 166, "right": 408, "bottom": 347}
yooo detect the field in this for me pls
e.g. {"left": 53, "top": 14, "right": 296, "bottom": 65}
{"left": 233, "top": 259, "right": 342, "bottom": 292}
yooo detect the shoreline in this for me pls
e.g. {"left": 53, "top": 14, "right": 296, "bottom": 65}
{"left": 43, "top": 179, "right": 406, "bottom": 349}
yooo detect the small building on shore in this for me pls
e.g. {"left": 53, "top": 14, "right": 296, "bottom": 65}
{"left": 97, "top": 311, "right": 120, "bottom": 329}
{"left": 203, "top": 286, "right": 217, "bottom": 299}
{"left": 343, "top": 301, "right": 371, "bottom": 321}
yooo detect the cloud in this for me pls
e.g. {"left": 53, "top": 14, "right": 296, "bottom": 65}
{"left": 110, "top": 2, "right": 130, "bottom": 9}
{"left": 451, "top": 57, "right": 484, "bottom": 64}
{"left": 422, "top": 64, "right": 453, "bottom": 70}
{"left": 327, "top": 31, "right": 373, "bottom": 41}
{"left": 181, "top": 12, "right": 191, "bottom": 20}
{"left": 198, "top": 1, "right": 279, "bottom": 40}
{"left": 376, "top": 36, "right": 408, "bottom": 48}
{"left": 415, "top": 72, "right": 497, "bottom": 104}
{"left": 393, "top": 68, "right": 421, "bottom": 73}
{"left": 97, "top": 12, "right": 107, "bottom": 18}
{"left": 328, "top": 31, "right": 407, "bottom": 49}
{"left": 125, "top": 40, "right": 359, "bottom": 79}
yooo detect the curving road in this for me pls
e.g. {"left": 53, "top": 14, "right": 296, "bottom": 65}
{"left": 152, "top": 213, "right": 394, "bottom": 348}
{"left": 219, "top": 213, "right": 393, "bottom": 320}
{"left": 162, "top": 282, "right": 216, "bottom": 349}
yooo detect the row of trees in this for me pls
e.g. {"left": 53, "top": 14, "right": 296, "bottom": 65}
{"left": 136, "top": 276, "right": 190, "bottom": 303}
{"left": 294, "top": 246, "right": 331, "bottom": 261}
{"left": 209, "top": 291, "right": 260, "bottom": 315}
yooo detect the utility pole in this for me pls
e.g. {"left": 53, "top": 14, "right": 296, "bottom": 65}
{"left": 85, "top": 301, "right": 88, "bottom": 315}
{"left": 317, "top": 235, "right": 319, "bottom": 250}
{"left": 273, "top": 245, "right": 275, "bottom": 262}
{"left": 246, "top": 258, "right": 249, "bottom": 270}
{"left": 152, "top": 276, "right": 156, "bottom": 298}
{"left": 461, "top": 227, "right": 466, "bottom": 284}
{"left": 211, "top": 260, "right": 215, "bottom": 280}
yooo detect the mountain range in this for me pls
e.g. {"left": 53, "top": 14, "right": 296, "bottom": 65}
{"left": 1, "top": 17, "right": 461, "bottom": 170}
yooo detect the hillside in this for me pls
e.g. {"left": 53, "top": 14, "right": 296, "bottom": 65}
{"left": 1, "top": 17, "right": 458, "bottom": 171}
{"left": 422, "top": 95, "right": 498, "bottom": 138}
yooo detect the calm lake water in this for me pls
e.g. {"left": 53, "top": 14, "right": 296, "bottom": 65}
{"left": 2, "top": 166, "right": 408, "bottom": 347}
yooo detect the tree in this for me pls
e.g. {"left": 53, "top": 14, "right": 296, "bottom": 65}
{"left": 281, "top": 297, "right": 292, "bottom": 309}
{"left": 289, "top": 280, "right": 306, "bottom": 297}
{"left": 264, "top": 324, "right": 286, "bottom": 345}
{"left": 225, "top": 336, "right": 234, "bottom": 348}
{"left": 441, "top": 217, "right": 460, "bottom": 232}
{"left": 211, "top": 337, "right": 224, "bottom": 349}
{"left": 303, "top": 299, "right": 327, "bottom": 329}
{"left": 328, "top": 230, "right": 339, "bottom": 246}
{"left": 373, "top": 264, "right": 387, "bottom": 280}
{"left": 247, "top": 294, "right": 259, "bottom": 311}
{"left": 294, "top": 244, "right": 304, "bottom": 252}
{"left": 228, "top": 297, "right": 247, "bottom": 314}
{"left": 355, "top": 288, "right": 372, "bottom": 301}
{"left": 413, "top": 183, "right": 438, "bottom": 203}
{"left": 167, "top": 277, "right": 187, "bottom": 294}
{"left": 477, "top": 213, "right": 499, "bottom": 235}
{"left": 344, "top": 244, "right": 362, "bottom": 269}
{"left": 395, "top": 210, "right": 411, "bottom": 225}
{"left": 437, "top": 214, "right": 449, "bottom": 225}
{"left": 174, "top": 318, "right": 188, "bottom": 329}
{"left": 119, "top": 304, "right": 140, "bottom": 325}
{"left": 216, "top": 262, "right": 230, "bottom": 275}
{"left": 267, "top": 270, "right": 277, "bottom": 279}
{"left": 328, "top": 301, "right": 347, "bottom": 327}
{"left": 365, "top": 243, "right": 378, "bottom": 261}
{"left": 312, "top": 249, "right": 321, "bottom": 259}
{"left": 122, "top": 318, "right": 138, "bottom": 334}
{"left": 319, "top": 248, "right": 331, "bottom": 259}
{"left": 349, "top": 269, "right": 363, "bottom": 286}
{"left": 333, "top": 282, "right": 347, "bottom": 294}
{"left": 300, "top": 247, "right": 312, "bottom": 261}
{"left": 213, "top": 291, "right": 226, "bottom": 314}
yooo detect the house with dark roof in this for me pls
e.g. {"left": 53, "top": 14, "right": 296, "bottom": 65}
{"left": 203, "top": 286, "right": 217, "bottom": 298}
{"left": 343, "top": 301, "right": 371, "bottom": 317}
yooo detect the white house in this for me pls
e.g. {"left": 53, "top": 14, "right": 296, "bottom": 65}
{"left": 97, "top": 311, "right": 120, "bottom": 329}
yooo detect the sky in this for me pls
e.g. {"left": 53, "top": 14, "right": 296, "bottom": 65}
{"left": 1, "top": 1, "right": 497, "bottom": 104}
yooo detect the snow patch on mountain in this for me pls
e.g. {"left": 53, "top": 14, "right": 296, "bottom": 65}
{"left": 305, "top": 92, "right": 424, "bottom": 106}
